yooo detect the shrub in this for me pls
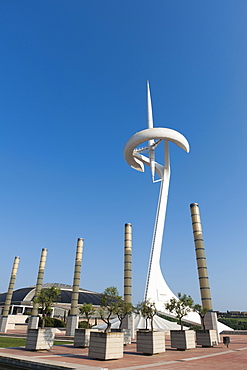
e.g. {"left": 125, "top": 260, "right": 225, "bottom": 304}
{"left": 24, "top": 310, "right": 32, "bottom": 316}
{"left": 38, "top": 317, "right": 65, "bottom": 328}
{"left": 79, "top": 303, "right": 95, "bottom": 329}
{"left": 78, "top": 320, "right": 92, "bottom": 329}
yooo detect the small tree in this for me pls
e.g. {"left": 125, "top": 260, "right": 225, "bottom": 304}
{"left": 33, "top": 286, "right": 61, "bottom": 329}
{"left": 193, "top": 304, "right": 209, "bottom": 330}
{"left": 165, "top": 293, "right": 194, "bottom": 330}
{"left": 79, "top": 303, "right": 95, "bottom": 329}
{"left": 99, "top": 286, "right": 120, "bottom": 333}
{"left": 136, "top": 300, "right": 157, "bottom": 331}
{"left": 115, "top": 299, "right": 133, "bottom": 329}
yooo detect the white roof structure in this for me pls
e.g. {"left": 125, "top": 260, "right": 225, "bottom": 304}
{"left": 93, "top": 314, "right": 231, "bottom": 333}
{"left": 93, "top": 314, "right": 188, "bottom": 331}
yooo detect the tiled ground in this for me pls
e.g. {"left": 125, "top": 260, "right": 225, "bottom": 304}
{"left": 0, "top": 331, "right": 246, "bottom": 370}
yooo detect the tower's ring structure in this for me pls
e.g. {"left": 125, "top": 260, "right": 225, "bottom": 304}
{"left": 124, "top": 127, "right": 189, "bottom": 173}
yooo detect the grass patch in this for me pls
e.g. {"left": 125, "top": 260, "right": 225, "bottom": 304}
{"left": 218, "top": 318, "right": 247, "bottom": 330}
{"left": 0, "top": 337, "right": 26, "bottom": 348}
{"left": 54, "top": 341, "right": 73, "bottom": 345}
{"left": 0, "top": 337, "right": 72, "bottom": 348}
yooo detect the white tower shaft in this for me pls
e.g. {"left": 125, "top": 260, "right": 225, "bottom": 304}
{"left": 144, "top": 142, "right": 177, "bottom": 309}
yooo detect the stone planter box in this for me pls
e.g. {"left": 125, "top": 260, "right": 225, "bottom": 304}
{"left": 196, "top": 329, "right": 218, "bottom": 347}
{"left": 74, "top": 328, "right": 98, "bottom": 347}
{"left": 26, "top": 328, "right": 55, "bottom": 350}
{"left": 88, "top": 331, "right": 124, "bottom": 360}
{"left": 170, "top": 330, "right": 195, "bottom": 350}
{"left": 136, "top": 330, "right": 165, "bottom": 355}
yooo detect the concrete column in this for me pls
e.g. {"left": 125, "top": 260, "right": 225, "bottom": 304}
{"left": 66, "top": 238, "right": 84, "bottom": 336}
{"left": 124, "top": 223, "right": 132, "bottom": 303}
{"left": 28, "top": 248, "right": 48, "bottom": 329}
{"left": 122, "top": 223, "right": 134, "bottom": 339}
{"left": 190, "top": 203, "right": 212, "bottom": 310}
{"left": 190, "top": 203, "right": 219, "bottom": 338}
{"left": 0, "top": 256, "right": 20, "bottom": 333}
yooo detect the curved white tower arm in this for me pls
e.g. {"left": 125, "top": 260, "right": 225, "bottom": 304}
{"left": 124, "top": 127, "right": 189, "bottom": 174}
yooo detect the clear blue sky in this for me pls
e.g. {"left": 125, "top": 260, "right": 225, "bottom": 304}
{"left": 1, "top": 1, "right": 246, "bottom": 311}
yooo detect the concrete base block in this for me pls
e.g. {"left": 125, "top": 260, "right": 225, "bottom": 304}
{"left": 136, "top": 330, "right": 165, "bottom": 355}
{"left": 0, "top": 316, "right": 9, "bottom": 333}
{"left": 204, "top": 311, "right": 220, "bottom": 343}
{"left": 66, "top": 315, "right": 78, "bottom": 337}
{"left": 111, "top": 328, "right": 131, "bottom": 345}
{"left": 25, "top": 328, "right": 55, "bottom": 350}
{"left": 28, "top": 316, "right": 40, "bottom": 330}
{"left": 74, "top": 328, "right": 98, "bottom": 347}
{"left": 121, "top": 315, "right": 135, "bottom": 339}
{"left": 196, "top": 329, "right": 218, "bottom": 347}
{"left": 204, "top": 311, "right": 218, "bottom": 330}
{"left": 170, "top": 330, "right": 195, "bottom": 350}
{"left": 88, "top": 331, "right": 124, "bottom": 360}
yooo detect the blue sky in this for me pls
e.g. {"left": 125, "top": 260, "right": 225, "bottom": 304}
{"left": 1, "top": 1, "right": 246, "bottom": 311}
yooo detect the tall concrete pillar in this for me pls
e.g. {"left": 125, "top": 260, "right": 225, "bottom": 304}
{"left": 66, "top": 238, "right": 84, "bottom": 336}
{"left": 0, "top": 256, "right": 20, "bottom": 333}
{"left": 28, "top": 248, "right": 48, "bottom": 329}
{"left": 190, "top": 203, "right": 212, "bottom": 310}
{"left": 122, "top": 223, "right": 134, "bottom": 340}
{"left": 190, "top": 203, "right": 218, "bottom": 334}
{"left": 124, "top": 223, "right": 132, "bottom": 303}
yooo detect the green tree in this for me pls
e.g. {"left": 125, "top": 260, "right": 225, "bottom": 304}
{"left": 33, "top": 286, "right": 61, "bottom": 329}
{"left": 99, "top": 286, "right": 121, "bottom": 333}
{"left": 115, "top": 299, "right": 133, "bottom": 329}
{"left": 193, "top": 304, "right": 209, "bottom": 330}
{"left": 136, "top": 300, "right": 157, "bottom": 331}
{"left": 165, "top": 293, "right": 194, "bottom": 330}
{"left": 79, "top": 303, "right": 95, "bottom": 329}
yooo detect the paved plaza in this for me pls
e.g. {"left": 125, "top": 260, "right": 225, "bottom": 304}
{"left": 0, "top": 330, "right": 247, "bottom": 369}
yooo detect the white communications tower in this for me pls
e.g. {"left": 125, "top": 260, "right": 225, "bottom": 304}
{"left": 124, "top": 81, "right": 189, "bottom": 313}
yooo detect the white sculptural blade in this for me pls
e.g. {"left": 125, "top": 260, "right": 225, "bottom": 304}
{"left": 147, "top": 81, "right": 154, "bottom": 130}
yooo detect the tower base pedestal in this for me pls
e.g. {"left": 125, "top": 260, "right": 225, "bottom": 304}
{"left": 0, "top": 316, "right": 9, "bottom": 333}
{"left": 121, "top": 314, "right": 134, "bottom": 340}
{"left": 204, "top": 311, "right": 220, "bottom": 342}
{"left": 66, "top": 315, "right": 78, "bottom": 336}
{"left": 28, "top": 316, "right": 40, "bottom": 329}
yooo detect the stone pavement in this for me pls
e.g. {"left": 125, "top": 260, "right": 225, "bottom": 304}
{"left": 0, "top": 332, "right": 247, "bottom": 369}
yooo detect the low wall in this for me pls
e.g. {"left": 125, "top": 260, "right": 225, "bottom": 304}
{"left": 7, "top": 315, "right": 29, "bottom": 324}
{"left": 221, "top": 331, "right": 247, "bottom": 335}
{"left": 0, "top": 353, "right": 78, "bottom": 369}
